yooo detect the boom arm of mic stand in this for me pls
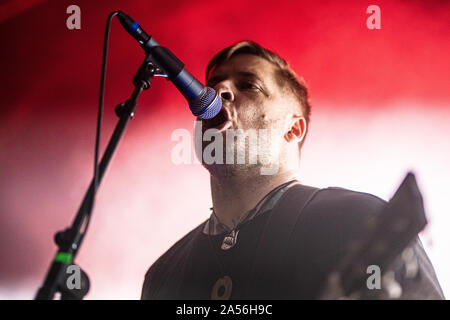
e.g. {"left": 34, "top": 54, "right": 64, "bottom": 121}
{"left": 35, "top": 56, "right": 156, "bottom": 300}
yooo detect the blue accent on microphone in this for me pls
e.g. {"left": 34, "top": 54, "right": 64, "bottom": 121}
{"left": 197, "top": 108, "right": 207, "bottom": 115}
{"left": 130, "top": 21, "right": 139, "bottom": 33}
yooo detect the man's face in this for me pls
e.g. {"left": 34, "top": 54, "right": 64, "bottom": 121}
{"left": 194, "top": 54, "right": 300, "bottom": 176}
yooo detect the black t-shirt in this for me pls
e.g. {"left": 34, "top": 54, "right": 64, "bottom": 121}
{"left": 141, "top": 185, "right": 445, "bottom": 300}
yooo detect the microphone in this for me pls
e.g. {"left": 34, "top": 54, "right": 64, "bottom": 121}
{"left": 116, "top": 11, "right": 222, "bottom": 120}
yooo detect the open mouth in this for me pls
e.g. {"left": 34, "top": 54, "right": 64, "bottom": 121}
{"left": 201, "top": 107, "right": 232, "bottom": 132}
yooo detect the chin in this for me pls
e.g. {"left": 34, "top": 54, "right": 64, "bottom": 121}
{"left": 202, "top": 162, "right": 257, "bottom": 178}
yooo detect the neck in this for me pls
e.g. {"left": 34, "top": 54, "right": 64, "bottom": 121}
{"left": 210, "top": 169, "right": 299, "bottom": 229}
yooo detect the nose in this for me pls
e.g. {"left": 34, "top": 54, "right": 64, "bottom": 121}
{"left": 220, "top": 90, "right": 233, "bottom": 101}
{"left": 215, "top": 82, "right": 235, "bottom": 102}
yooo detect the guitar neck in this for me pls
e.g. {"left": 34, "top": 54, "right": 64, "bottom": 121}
{"left": 320, "top": 173, "right": 427, "bottom": 298}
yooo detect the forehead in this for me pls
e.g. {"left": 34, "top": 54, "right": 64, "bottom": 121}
{"left": 208, "top": 54, "right": 278, "bottom": 83}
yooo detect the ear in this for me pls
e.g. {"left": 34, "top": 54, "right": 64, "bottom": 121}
{"left": 284, "top": 115, "right": 307, "bottom": 143}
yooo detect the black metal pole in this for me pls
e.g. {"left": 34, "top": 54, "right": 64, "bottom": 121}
{"left": 35, "top": 57, "right": 156, "bottom": 300}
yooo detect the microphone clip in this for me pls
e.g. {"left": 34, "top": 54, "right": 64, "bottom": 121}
{"left": 133, "top": 55, "right": 169, "bottom": 90}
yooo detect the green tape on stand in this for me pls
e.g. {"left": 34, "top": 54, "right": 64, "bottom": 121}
{"left": 54, "top": 252, "right": 73, "bottom": 264}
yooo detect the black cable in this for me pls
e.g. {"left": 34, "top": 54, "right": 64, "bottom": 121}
{"left": 82, "top": 11, "right": 119, "bottom": 237}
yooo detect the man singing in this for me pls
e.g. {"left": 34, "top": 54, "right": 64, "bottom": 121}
{"left": 141, "top": 41, "right": 444, "bottom": 299}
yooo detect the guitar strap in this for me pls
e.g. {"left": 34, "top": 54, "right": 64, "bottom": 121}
{"left": 246, "top": 183, "right": 320, "bottom": 298}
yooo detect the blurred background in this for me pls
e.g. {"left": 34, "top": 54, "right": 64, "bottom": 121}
{"left": 0, "top": 0, "right": 448, "bottom": 299}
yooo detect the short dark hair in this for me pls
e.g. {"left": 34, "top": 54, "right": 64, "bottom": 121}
{"left": 206, "top": 41, "right": 311, "bottom": 149}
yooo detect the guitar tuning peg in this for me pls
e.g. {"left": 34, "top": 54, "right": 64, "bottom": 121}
{"left": 382, "top": 271, "right": 402, "bottom": 299}
{"left": 401, "top": 247, "right": 419, "bottom": 279}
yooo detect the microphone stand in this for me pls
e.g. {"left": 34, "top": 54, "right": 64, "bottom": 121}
{"left": 36, "top": 55, "right": 157, "bottom": 300}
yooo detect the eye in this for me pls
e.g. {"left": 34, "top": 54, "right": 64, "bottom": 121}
{"left": 238, "top": 81, "right": 258, "bottom": 91}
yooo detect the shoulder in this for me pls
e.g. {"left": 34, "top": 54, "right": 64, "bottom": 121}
{"left": 289, "top": 185, "right": 388, "bottom": 249}
{"left": 141, "top": 221, "right": 206, "bottom": 299}
{"left": 289, "top": 186, "right": 388, "bottom": 271}
{"left": 301, "top": 186, "right": 387, "bottom": 226}
{"left": 146, "top": 221, "right": 205, "bottom": 272}
{"left": 306, "top": 186, "right": 386, "bottom": 213}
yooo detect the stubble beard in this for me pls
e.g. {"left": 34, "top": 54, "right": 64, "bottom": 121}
{"left": 195, "top": 123, "right": 283, "bottom": 178}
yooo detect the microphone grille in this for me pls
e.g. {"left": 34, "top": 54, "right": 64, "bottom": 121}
{"left": 189, "top": 87, "right": 222, "bottom": 120}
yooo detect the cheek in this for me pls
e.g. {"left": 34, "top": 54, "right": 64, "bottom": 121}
{"left": 234, "top": 96, "right": 277, "bottom": 129}
{"left": 249, "top": 106, "right": 285, "bottom": 131}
